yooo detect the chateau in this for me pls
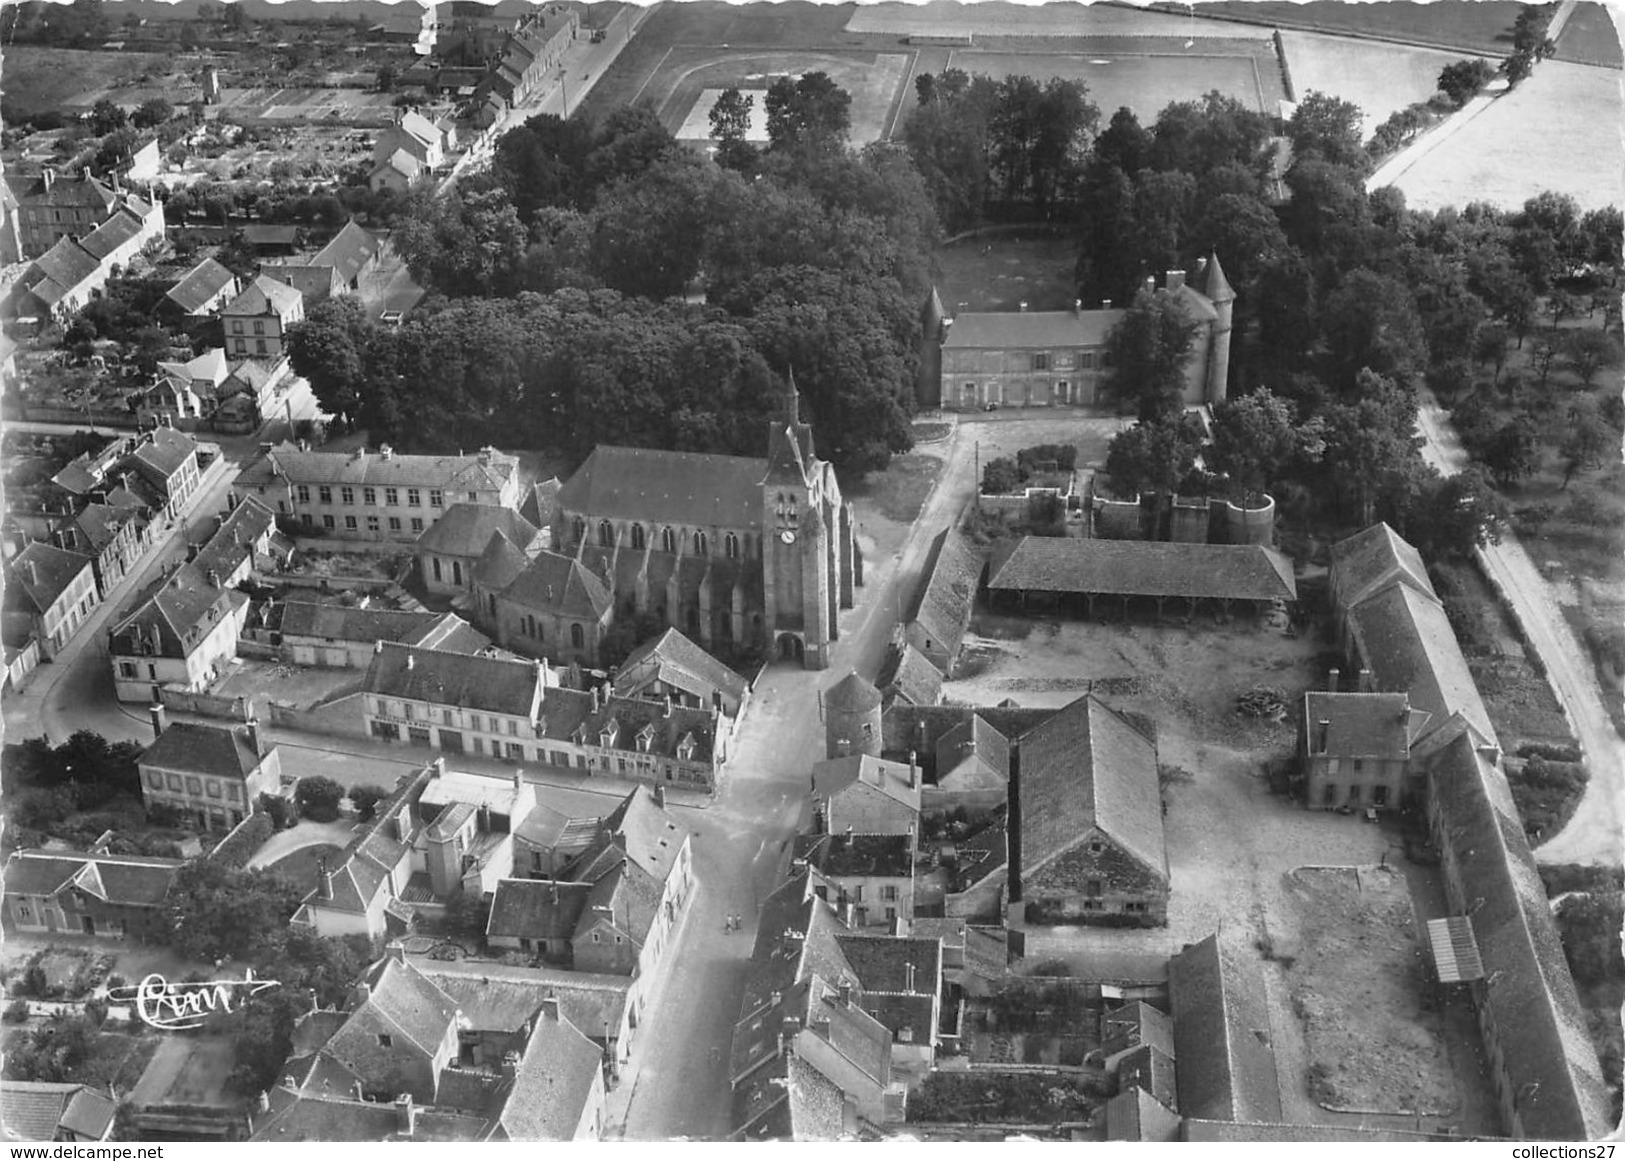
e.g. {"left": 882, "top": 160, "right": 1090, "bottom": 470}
{"left": 551, "top": 380, "right": 860, "bottom": 669}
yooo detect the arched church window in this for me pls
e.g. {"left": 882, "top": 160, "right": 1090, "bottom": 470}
{"left": 660, "top": 527, "right": 676, "bottom": 553}
{"left": 571, "top": 623, "right": 585, "bottom": 648}
{"left": 630, "top": 524, "right": 646, "bottom": 550}
{"left": 598, "top": 520, "right": 615, "bottom": 547}
{"left": 693, "top": 531, "right": 708, "bottom": 555}
{"left": 724, "top": 532, "right": 739, "bottom": 559}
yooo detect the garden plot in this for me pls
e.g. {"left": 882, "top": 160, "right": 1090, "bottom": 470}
{"left": 1267, "top": 865, "right": 1455, "bottom": 1115}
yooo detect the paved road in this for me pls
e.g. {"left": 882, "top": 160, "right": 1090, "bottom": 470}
{"left": 1415, "top": 394, "right": 1623, "bottom": 866}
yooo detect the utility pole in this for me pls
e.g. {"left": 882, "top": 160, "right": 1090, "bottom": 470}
{"left": 974, "top": 441, "right": 980, "bottom": 510}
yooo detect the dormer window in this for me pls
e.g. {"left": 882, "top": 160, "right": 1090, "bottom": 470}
{"left": 636, "top": 724, "right": 655, "bottom": 753}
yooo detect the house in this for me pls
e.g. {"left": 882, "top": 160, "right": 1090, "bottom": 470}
{"left": 368, "top": 149, "right": 423, "bottom": 194}
{"left": 0, "top": 1082, "right": 118, "bottom": 1142}
{"left": 215, "top": 358, "right": 282, "bottom": 428}
{"left": 902, "top": 527, "right": 981, "bottom": 675}
{"left": 491, "top": 1000, "right": 607, "bottom": 1140}
{"left": 107, "top": 565, "right": 249, "bottom": 702}
{"left": 277, "top": 602, "right": 489, "bottom": 668}
{"left": 374, "top": 109, "right": 446, "bottom": 171}
{"left": 529, "top": 685, "right": 728, "bottom": 792}
{"left": 415, "top": 503, "right": 543, "bottom": 596}
{"left": 115, "top": 135, "right": 159, "bottom": 185}
{"left": 163, "top": 256, "right": 240, "bottom": 320}
{"left": 2, "top": 849, "right": 183, "bottom": 942}
{"left": 311, "top": 220, "right": 384, "bottom": 292}
{"left": 1011, "top": 694, "right": 1168, "bottom": 927}
{"left": 1327, "top": 521, "right": 1436, "bottom": 647}
{"left": 1168, "top": 934, "right": 1282, "bottom": 1124}
{"left": 876, "top": 641, "right": 941, "bottom": 708}
{"left": 611, "top": 626, "right": 751, "bottom": 717}
{"left": 937, "top": 255, "right": 1233, "bottom": 410}
{"left": 220, "top": 273, "right": 304, "bottom": 360}
{"left": 148, "top": 347, "right": 230, "bottom": 424}
{"left": 138, "top": 709, "right": 282, "bottom": 832}
{"left": 1301, "top": 688, "right": 1425, "bottom": 811}
{"left": 259, "top": 262, "right": 343, "bottom": 307}
{"left": 7, "top": 194, "right": 166, "bottom": 321}
{"left": 231, "top": 442, "right": 523, "bottom": 543}
{"left": 479, "top": 548, "right": 614, "bottom": 666}
{"left": 5, "top": 630, "right": 42, "bottom": 691}
{"left": 553, "top": 379, "right": 859, "bottom": 669}
{"left": 240, "top": 224, "right": 300, "bottom": 255}
{"left": 122, "top": 425, "right": 202, "bottom": 522}
{"left": 3, "top": 168, "right": 119, "bottom": 259}
{"left": 480, "top": 9, "right": 578, "bottom": 109}
{"left": 832, "top": 933, "right": 945, "bottom": 1073}
{"left": 1, "top": 542, "right": 99, "bottom": 658}
{"left": 292, "top": 769, "right": 424, "bottom": 939}
{"left": 943, "top": 813, "right": 1008, "bottom": 922}
{"left": 322, "top": 956, "right": 464, "bottom": 1104}
{"left": 360, "top": 642, "right": 550, "bottom": 757}
{"left": 811, "top": 753, "right": 921, "bottom": 836}
{"left": 926, "top": 712, "right": 1011, "bottom": 821}
{"left": 796, "top": 831, "right": 915, "bottom": 931}
{"left": 413, "top": 763, "right": 537, "bottom": 900}
{"left": 729, "top": 872, "right": 911, "bottom": 1139}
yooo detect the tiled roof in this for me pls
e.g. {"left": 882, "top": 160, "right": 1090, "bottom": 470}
{"left": 371, "top": 149, "right": 422, "bottom": 180}
{"left": 556, "top": 445, "right": 771, "bottom": 530}
{"left": 1423, "top": 734, "right": 1611, "bottom": 1139}
{"left": 312, "top": 220, "right": 382, "bottom": 285}
{"left": 157, "top": 347, "right": 229, "bottom": 387}
{"left": 341, "top": 958, "right": 460, "bottom": 1059}
{"left": 413, "top": 958, "right": 629, "bottom": 1040}
{"left": 520, "top": 478, "right": 562, "bottom": 528}
{"left": 29, "top": 238, "right": 100, "bottom": 293}
{"left": 580, "top": 859, "right": 664, "bottom": 947}
{"left": 123, "top": 426, "right": 199, "bottom": 481}
{"left": 950, "top": 814, "right": 1007, "bottom": 892}
{"left": 241, "top": 224, "right": 301, "bottom": 246}
{"left": 260, "top": 263, "right": 340, "bottom": 304}
{"left": 472, "top": 530, "right": 531, "bottom": 592}
{"left": 835, "top": 934, "right": 941, "bottom": 994}
{"left": 166, "top": 257, "right": 238, "bottom": 314}
{"left": 191, "top": 495, "right": 277, "bottom": 580}
{"left": 1017, "top": 695, "right": 1165, "bottom": 880}
{"left": 5, "top": 542, "right": 93, "bottom": 615}
{"left": 1168, "top": 935, "right": 1282, "bottom": 1124}
{"left": 141, "top": 721, "right": 266, "bottom": 779}
{"left": 826, "top": 671, "right": 882, "bottom": 713}
{"left": 67, "top": 503, "right": 137, "bottom": 554}
{"left": 236, "top": 442, "right": 518, "bottom": 491}
{"left": 495, "top": 1010, "right": 602, "bottom": 1141}
{"left": 906, "top": 527, "right": 982, "bottom": 669}
{"left": 1, "top": 1082, "right": 115, "bottom": 1142}
{"left": 1106, "top": 1085, "right": 1181, "bottom": 1142}
{"left": 251, "top": 1089, "right": 489, "bottom": 1141}
{"left": 935, "top": 714, "right": 1010, "bottom": 790}
{"left": 223, "top": 273, "right": 303, "bottom": 318}
{"left": 796, "top": 832, "right": 912, "bottom": 879}
{"left": 363, "top": 642, "right": 544, "bottom": 717}
{"left": 221, "top": 358, "right": 276, "bottom": 397}
{"left": 1330, "top": 522, "right": 1436, "bottom": 610}
{"left": 279, "top": 601, "right": 438, "bottom": 644}
{"left": 1302, "top": 692, "right": 1413, "bottom": 760}
{"left": 813, "top": 754, "right": 920, "bottom": 815}
{"left": 990, "top": 537, "right": 1296, "bottom": 603}
{"left": 878, "top": 642, "right": 941, "bottom": 707}
{"left": 613, "top": 627, "right": 748, "bottom": 706}
{"left": 110, "top": 568, "right": 246, "bottom": 659}
{"left": 3, "top": 850, "right": 182, "bottom": 908}
{"left": 1345, "top": 581, "right": 1494, "bottom": 746}
{"left": 486, "top": 878, "right": 591, "bottom": 940}
{"left": 945, "top": 308, "right": 1125, "bottom": 351}
{"left": 416, "top": 503, "right": 540, "bottom": 559}
{"left": 6, "top": 171, "right": 117, "bottom": 210}
{"left": 534, "top": 687, "right": 717, "bottom": 763}
{"left": 78, "top": 206, "right": 144, "bottom": 260}
{"left": 589, "top": 787, "right": 690, "bottom": 886}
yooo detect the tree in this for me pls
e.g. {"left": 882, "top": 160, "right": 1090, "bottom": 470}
{"left": 1286, "top": 91, "right": 1367, "bottom": 171}
{"left": 1563, "top": 327, "right": 1623, "bottom": 386}
{"left": 229, "top": 989, "right": 308, "bottom": 1096}
{"left": 1103, "top": 287, "right": 1200, "bottom": 422}
{"left": 376, "top": 62, "right": 396, "bottom": 92}
{"left": 589, "top": 152, "right": 719, "bottom": 300}
{"left": 294, "top": 776, "right": 345, "bottom": 822}
{"left": 1474, "top": 322, "right": 1511, "bottom": 381}
{"left": 1093, "top": 106, "right": 1153, "bottom": 179}
{"left": 1483, "top": 415, "right": 1542, "bottom": 484}
{"left": 584, "top": 105, "right": 680, "bottom": 192}
{"left": 1530, "top": 338, "right": 1560, "bottom": 389}
{"left": 1102, "top": 414, "right": 1206, "bottom": 497}
{"left": 348, "top": 783, "right": 391, "bottom": 823}
{"left": 1208, "top": 388, "right": 1322, "bottom": 501}
{"left": 165, "top": 861, "right": 305, "bottom": 963}
{"left": 493, "top": 113, "right": 596, "bottom": 219}
{"left": 708, "top": 87, "right": 757, "bottom": 173}
{"left": 88, "top": 97, "right": 126, "bottom": 136}
{"left": 1558, "top": 395, "right": 1616, "bottom": 488}
{"left": 131, "top": 97, "right": 173, "bottom": 129}
{"left": 1322, "top": 269, "right": 1427, "bottom": 389}
{"left": 981, "top": 456, "right": 1022, "bottom": 495}
{"left": 1403, "top": 466, "right": 1508, "bottom": 560}
{"left": 393, "top": 185, "right": 530, "bottom": 298}
{"left": 1437, "top": 59, "right": 1497, "bottom": 107}
{"left": 1320, "top": 368, "right": 1426, "bottom": 524}
{"left": 764, "top": 71, "right": 851, "bottom": 155}
{"left": 286, "top": 295, "right": 378, "bottom": 426}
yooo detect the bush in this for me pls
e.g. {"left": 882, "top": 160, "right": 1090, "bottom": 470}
{"left": 348, "top": 784, "right": 390, "bottom": 823}
{"left": 1441, "top": 593, "right": 1494, "bottom": 654}
{"left": 4, "top": 999, "right": 30, "bottom": 1023}
{"left": 1518, "top": 742, "right": 1583, "bottom": 763}
{"left": 1508, "top": 756, "right": 1589, "bottom": 842}
{"left": 258, "top": 793, "right": 297, "bottom": 830}
{"left": 1554, "top": 893, "right": 1625, "bottom": 988}
{"left": 209, "top": 812, "right": 275, "bottom": 869}
{"left": 1541, "top": 864, "right": 1625, "bottom": 897}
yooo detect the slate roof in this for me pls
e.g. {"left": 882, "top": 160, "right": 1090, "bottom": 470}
{"left": 1330, "top": 522, "right": 1436, "bottom": 610}
{"left": 157, "top": 347, "right": 229, "bottom": 387}
{"left": 241, "top": 225, "right": 300, "bottom": 247}
{"left": 30, "top": 237, "right": 101, "bottom": 291}
{"left": 812, "top": 754, "right": 920, "bottom": 815}
{"left": 251, "top": 1089, "right": 489, "bottom": 1142}
{"left": 5, "top": 171, "right": 117, "bottom": 210}
{"left": 906, "top": 527, "right": 982, "bottom": 669}
{"left": 487, "top": 878, "right": 592, "bottom": 941}
{"left": 236, "top": 442, "right": 518, "bottom": 492}
{"left": 935, "top": 714, "right": 1011, "bottom": 790}
{"left": 65, "top": 503, "right": 137, "bottom": 555}
{"left": 417, "top": 503, "right": 541, "bottom": 559}
{"left": 140, "top": 721, "right": 267, "bottom": 778}
{"left": 835, "top": 934, "right": 941, "bottom": 995}
{"left": 3, "top": 850, "right": 182, "bottom": 908}
{"left": 795, "top": 832, "right": 913, "bottom": 879}
{"left": 1423, "top": 733, "right": 1611, "bottom": 1140}
{"left": 280, "top": 601, "right": 435, "bottom": 644}
{"left": 110, "top": 570, "right": 247, "bottom": 659}
{"left": 740, "top": 872, "right": 857, "bottom": 1021}
{"left": 826, "top": 671, "right": 882, "bottom": 713}
{"left": 191, "top": 494, "right": 277, "bottom": 580}
{"left": 1104, "top": 1000, "right": 1176, "bottom": 1060}
{"left": 990, "top": 537, "right": 1296, "bottom": 603}
{"left": 371, "top": 149, "right": 422, "bottom": 181}
{"left": 312, "top": 220, "right": 382, "bottom": 285}
{"left": 1302, "top": 691, "right": 1414, "bottom": 760}
{"left": 1017, "top": 695, "right": 1166, "bottom": 881}
{"left": 1345, "top": 581, "right": 1494, "bottom": 746}
{"left": 124, "top": 426, "right": 199, "bottom": 482}
{"left": 362, "top": 642, "right": 544, "bottom": 717}
{"left": 945, "top": 308, "right": 1126, "bottom": 350}
{"left": 520, "top": 478, "right": 562, "bottom": 529}
{"left": 584, "top": 787, "right": 690, "bottom": 886}
{"left": 950, "top": 814, "right": 1007, "bottom": 893}
{"left": 222, "top": 273, "right": 303, "bottom": 318}
{"left": 5, "top": 542, "right": 93, "bottom": 615}
{"left": 1, "top": 1082, "right": 116, "bottom": 1142}
{"left": 333, "top": 957, "right": 460, "bottom": 1061}
{"left": 1168, "top": 935, "right": 1282, "bottom": 1124}
{"left": 412, "top": 958, "right": 629, "bottom": 1042}
{"left": 260, "top": 263, "right": 340, "bottom": 304}
{"left": 473, "top": 530, "right": 532, "bottom": 592}
{"left": 556, "top": 445, "right": 771, "bottom": 530}
{"left": 533, "top": 687, "right": 717, "bottom": 763}
{"left": 494, "top": 1010, "right": 602, "bottom": 1141}
{"left": 613, "top": 627, "right": 748, "bottom": 706}
{"left": 77, "top": 207, "right": 144, "bottom": 260}
{"left": 878, "top": 642, "right": 942, "bottom": 707}
{"left": 1106, "top": 1085, "right": 1181, "bottom": 1143}
{"left": 166, "top": 257, "right": 238, "bottom": 314}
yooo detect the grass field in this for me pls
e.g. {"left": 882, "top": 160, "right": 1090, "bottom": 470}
{"left": 1555, "top": 2, "right": 1625, "bottom": 68}
{"left": 932, "top": 234, "right": 1080, "bottom": 313}
{"left": 948, "top": 44, "right": 1274, "bottom": 117}
{"left": 847, "top": 0, "right": 1217, "bottom": 39}
{"left": 0, "top": 47, "right": 179, "bottom": 116}
{"left": 1190, "top": 0, "right": 1527, "bottom": 55}
{"left": 1279, "top": 31, "right": 1494, "bottom": 137}
{"left": 267, "top": 843, "right": 345, "bottom": 889}
{"left": 1391, "top": 60, "right": 1623, "bottom": 210}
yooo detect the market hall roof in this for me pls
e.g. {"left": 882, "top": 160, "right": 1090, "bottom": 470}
{"left": 989, "top": 537, "right": 1296, "bottom": 603}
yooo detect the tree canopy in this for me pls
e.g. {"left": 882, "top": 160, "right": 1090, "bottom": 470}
{"left": 1103, "top": 287, "right": 1200, "bottom": 422}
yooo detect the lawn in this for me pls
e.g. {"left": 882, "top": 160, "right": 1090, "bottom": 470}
{"left": 266, "top": 843, "right": 345, "bottom": 889}
{"left": 1186, "top": 0, "right": 1527, "bottom": 55}
{"left": 848, "top": 452, "right": 944, "bottom": 526}
{"left": 0, "top": 47, "right": 179, "bottom": 117}
{"left": 932, "top": 235, "right": 1080, "bottom": 313}
{"left": 1391, "top": 60, "right": 1624, "bottom": 211}
{"left": 1555, "top": 2, "right": 1625, "bottom": 68}
{"left": 1278, "top": 31, "right": 1494, "bottom": 138}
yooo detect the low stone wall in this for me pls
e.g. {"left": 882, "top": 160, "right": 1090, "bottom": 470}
{"left": 158, "top": 685, "right": 247, "bottom": 720}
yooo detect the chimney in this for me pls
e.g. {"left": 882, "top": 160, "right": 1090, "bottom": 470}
{"left": 499, "top": 1050, "right": 521, "bottom": 1081}
{"left": 1327, "top": 667, "right": 1340, "bottom": 693}
{"left": 591, "top": 686, "right": 600, "bottom": 712}
{"left": 432, "top": 756, "right": 445, "bottom": 778}
{"left": 375, "top": 639, "right": 384, "bottom": 654}
{"left": 1316, "top": 719, "right": 1330, "bottom": 754}
{"left": 664, "top": 694, "right": 673, "bottom": 718}
{"left": 513, "top": 767, "right": 523, "bottom": 790}
{"left": 1018, "top": 301, "right": 1028, "bottom": 312}
{"left": 1167, "top": 270, "right": 1185, "bottom": 291}
{"left": 385, "top": 940, "right": 405, "bottom": 963}
{"left": 1358, "top": 668, "right": 1373, "bottom": 693}
{"left": 838, "top": 983, "right": 852, "bottom": 1007}
{"left": 149, "top": 703, "right": 167, "bottom": 738}
{"left": 1477, "top": 743, "right": 1503, "bottom": 765}
{"left": 82, "top": 166, "right": 93, "bottom": 182}
{"left": 904, "top": 962, "right": 916, "bottom": 992}
{"left": 477, "top": 803, "right": 492, "bottom": 832}
{"left": 537, "top": 996, "right": 559, "bottom": 1021}
{"left": 844, "top": 825, "right": 854, "bottom": 849}
{"left": 256, "top": 1090, "right": 271, "bottom": 1114}
{"left": 1102, "top": 298, "right": 1113, "bottom": 310}
{"left": 394, "top": 810, "right": 409, "bottom": 842}
{"left": 393, "top": 1094, "right": 417, "bottom": 1137}
{"left": 550, "top": 881, "right": 559, "bottom": 905}
{"left": 1072, "top": 299, "right": 1082, "bottom": 318}
{"left": 653, "top": 784, "right": 666, "bottom": 810}
{"left": 245, "top": 717, "right": 263, "bottom": 756}
{"left": 42, "top": 167, "right": 54, "bottom": 191}
{"left": 206, "top": 568, "right": 220, "bottom": 589}
{"left": 1143, "top": 275, "right": 1155, "bottom": 295}
{"left": 24, "top": 560, "right": 38, "bottom": 588}
{"left": 380, "top": 444, "right": 394, "bottom": 460}
{"left": 317, "top": 857, "right": 333, "bottom": 900}
{"left": 406, "top": 653, "right": 415, "bottom": 671}
{"left": 908, "top": 751, "right": 918, "bottom": 790}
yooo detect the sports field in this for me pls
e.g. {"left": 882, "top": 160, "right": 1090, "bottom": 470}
{"left": 1391, "top": 60, "right": 1623, "bottom": 211}
{"left": 651, "top": 49, "right": 913, "bottom": 147}
{"left": 677, "top": 89, "right": 774, "bottom": 142}
{"left": 846, "top": 0, "right": 1215, "bottom": 39}
{"left": 1278, "top": 30, "right": 1497, "bottom": 137}
{"left": 949, "top": 43, "right": 1275, "bottom": 117}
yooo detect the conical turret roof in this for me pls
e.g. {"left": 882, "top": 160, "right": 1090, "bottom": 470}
{"left": 827, "top": 671, "right": 881, "bottom": 712}
{"left": 1202, "top": 250, "right": 1235, "bottom": 304}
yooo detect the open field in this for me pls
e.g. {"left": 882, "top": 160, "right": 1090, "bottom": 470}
{"left": 0, "top": 47, "right": 180, "bottom": 116}
{"left": 847, "top": 1, "right": 1227, "bottom": 39}
{"left": 1555, "top": 2, "right": 1625, "bottom": 68}
{"left": 657, "top": 48, "right": 911, "bottom": 146}
{"left": 1273, "top": 866, "right": 1455, "bottom": 1114}
{"left": 932, "top": 233, "right": 1080, "bottom": 312}
{"left": 1189, "top": 0, "right": 1527, "bottom": 55}
{"left": 1278, "top": 31, "right": 1494, "bottom": 138}
{"left": 1390, "top": 61, "right": 1624, "bottom": 211}
{"left": 948, "top": 43, "right": 1277, "bottom": 116}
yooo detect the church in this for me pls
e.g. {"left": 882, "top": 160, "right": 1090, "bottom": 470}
{"left": 546, "top": 379, "right": 861, "bottom": 670}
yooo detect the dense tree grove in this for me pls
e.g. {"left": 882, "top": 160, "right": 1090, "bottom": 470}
{"left": 295, "top": 105, "right": 936, "bottom": 475}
